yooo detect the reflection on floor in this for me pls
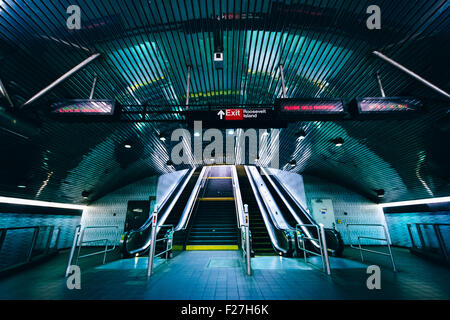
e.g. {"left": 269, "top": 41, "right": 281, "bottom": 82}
{"left": 0, "top": 247, "right": 449, "bottom": 300}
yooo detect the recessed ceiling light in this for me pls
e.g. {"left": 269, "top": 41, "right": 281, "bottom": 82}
{"left": 332, "top": 137, "right": 344, "bottom": 147}
{"left": 194, "top": 132, "right": 200, "bottom": 137}
{"left": 124, "top": 144, "right": 132, "bottom": 149}
{"left": 228, "top": 129, "right": 234, "bottom": 135}
{"left": 159, "top": 136, "right": 166, "bottom": 142}
{"left": 17, "top": 185, "right": 27, "bottom": 189}
{"left": 289, "top": 160, "right": 296, "bottom": 167}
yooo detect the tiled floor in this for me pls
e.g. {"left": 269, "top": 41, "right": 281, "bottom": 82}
{"left": 0, "top": 247, "right": 449, "bottom": 300}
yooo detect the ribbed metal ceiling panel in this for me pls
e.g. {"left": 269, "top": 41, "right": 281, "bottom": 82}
{"left": 0, "top": 0, "right": 448, "bottom": 204}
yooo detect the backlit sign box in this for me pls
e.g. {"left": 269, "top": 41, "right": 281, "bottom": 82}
{"left": 356, "top": 97, "right": 423, "bottom": 114}
{"left": 353, "top": 97, "right": 424, "bottom": 119}
{"left": 51, "top": 99, "right": 116, "bottom": 118}
{"left": 276, "top": 98, "right": 347, "bottom": 120}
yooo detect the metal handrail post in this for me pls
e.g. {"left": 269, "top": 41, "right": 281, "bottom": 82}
{"left": 27, "top": 227, "right": 40, "bottom": 262}
{"left": 103, "top": 240, "right": 109, "bottom": 264}
{"left": 317, "top": 225, "right": 325, "bottom": 272}
{"left": 406, "top": 224, "right": 416, "bottom": 248}
{"left": 357, "top": 237, "right": 365, "bottom": 261}
{"left": 382, "top": 224, "right": 397, "bottom": 272}
{"left": 319, "top": 224, "right": 331, "bottom": 275}
{"left": 243, "top": 204, "right": 251, "bottom": 276}
{"left": 75, "top": 227, "right": 87, "bottom": 265}
{"left": 346, "top": 223, "right": 397, "bottom": 272}
{"left": 45, "top": 226, "right": 55, "bottom": 255}
{"left": 0, "top": 229, "right": 7, "bottom": 253}
{"left": 433, "top": 225, "right": 448, "bottom": 261}
{"left": 54, "top": 227, "right": 61, "bottom": 250}
{"left": 416, "top": 224, "right": 426, "bottom": 248}
{"left": 66, "top": 225, "right": 81, "bottom": 277}
{"left": 147, "top": 207, "right": 158, "bottom": 277}
{"left": 245, "top": 225, "right": 251, "bottom": 276}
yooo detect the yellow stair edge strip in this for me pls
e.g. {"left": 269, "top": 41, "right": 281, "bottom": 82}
{"left": 199, "top": 197, "right": 234, "bottom": 201}
{"left": 186, "top": 245, "right": 239, "bottom": 251}
{"left": 203, "top": 177, "right": 232, "bottom": 179}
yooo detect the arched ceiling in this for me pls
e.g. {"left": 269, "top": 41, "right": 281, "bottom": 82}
{"left": 0, "top": 0, "right": 449, "bottom": 204}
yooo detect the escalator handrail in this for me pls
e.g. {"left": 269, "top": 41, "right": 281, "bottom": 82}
{"left": 123, "top": 168, "right": 193, "bottom": 255}
{"left": 265, "top": 168, "right": 316, "bottom": 224}
{"left": 155, "top": 168, "right": 197, "bottom": 233}
{"left": 246, "top": 166, "right": 290, "bottom": 230}
{"left": 231, "top": 165, "right": 246, "bottom": 228}
{"left": 177, "top": 166, "right": 209, "bottom": 231}
{"left": 244, "top": 165, "right": 287, "bottom": 254}
{"left": 260, "top": 167, "right": 320, "bottom": 249}
{"left": 127, "top": 168, "right": 192, "bottom": 236}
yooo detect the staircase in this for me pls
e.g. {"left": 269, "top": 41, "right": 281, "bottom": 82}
{"left": 186, "top": 166, "right": 238, "bottom": 250}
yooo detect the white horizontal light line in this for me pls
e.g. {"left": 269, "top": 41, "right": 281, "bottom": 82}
{"left": 0, "top": 196, "right": 87, "bottom": 210}
{"left": 379, "top": 196, "right": 450, "bottom": 208}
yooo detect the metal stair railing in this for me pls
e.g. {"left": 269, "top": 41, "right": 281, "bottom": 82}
{"left": 65, "top": 225, "right": 120, "bottom": 277}
{"left": 346, "top": 223, "right": 397, "bottom": 272}
{"left": 296, "top": 223, "right": 331, "bottom": 275}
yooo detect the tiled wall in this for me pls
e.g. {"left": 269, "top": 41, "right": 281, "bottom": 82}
{"left": 80, "top": 175, "right": 158, "bottom": 245}
{"left": 302, "top": 175, "right": 389, "bottom": 245}
{"left": 80, "top": 171, "right": 188, "bottom": 245}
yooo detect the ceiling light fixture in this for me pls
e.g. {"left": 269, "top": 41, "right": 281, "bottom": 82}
{"left": 332, "top": 137, "right": 344, "bottom": 147}
{"left": 379, "top": 196, "right": 450, "bottom": 208}
{"left": 289, "top": 160, "right": 297, "bottom": 167}
{"left": 376, "top": 189, "right": 385, "bottom": 198}
{"left": 0, "top": 196, "right": 87, "bottom": 210}
{"left": 81, "top": 190, "right": 92, "bottom": 199}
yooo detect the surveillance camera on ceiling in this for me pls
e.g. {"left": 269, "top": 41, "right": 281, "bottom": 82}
{"left": 214, "top": 52, "right": 223, "bottom": 69}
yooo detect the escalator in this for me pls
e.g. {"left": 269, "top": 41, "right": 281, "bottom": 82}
{"left": 185, "top": 166, "right": 238, "bottom": 249}
{"left": 261, "top": 170, "right": 344, "bottom": 257}
{"left": 236, "top": 166, "right": 276, "bottom": 255}
{"left": 261, "top": 174, "right": 298, "bottom": 229}
{"left": 121, "top": 167, "right": 202, "bottom": 257}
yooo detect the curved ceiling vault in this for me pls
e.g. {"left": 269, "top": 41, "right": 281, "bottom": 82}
{"left": 0, "top": 0, "right": 448, "bottom": 204}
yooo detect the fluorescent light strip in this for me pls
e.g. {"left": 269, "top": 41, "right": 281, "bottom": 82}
{"left": 379, "top": 196, "right": 450, "bottom": 208}
{"left": 0, "top": 196, "right": 87, "bottom": 210}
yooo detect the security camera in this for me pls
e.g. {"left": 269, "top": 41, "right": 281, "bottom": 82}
{"left": 214, "top": 51, "right": 223, "bottom": 69}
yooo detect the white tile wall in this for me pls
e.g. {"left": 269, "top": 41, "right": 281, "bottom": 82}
{"left": 303, "top": 175, "right": 389, "bottom": 245}
{"left": 80, "top": 171, "right": 188, "bottom": 245}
